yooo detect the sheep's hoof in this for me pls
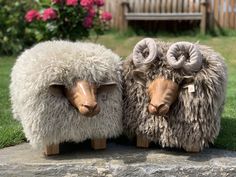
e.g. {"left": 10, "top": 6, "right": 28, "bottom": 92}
{"left": 44, "top": 143, "right": 60, "bottom": 156}
{"left": 184, "top": 146, "right": 201, "bottom": 153}
{"left": 136, "top": 134, "right": 149, "bottom": 148}
{"left": 91, "top": 138, "right": 106, "bottom": 150}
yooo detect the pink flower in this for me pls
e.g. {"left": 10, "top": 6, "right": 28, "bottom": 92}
{"left": 83, "top": 16, "right": 93, "bottom": 28}
{"left": 87, "top": 8, "right": 96, "bottom": 17}
{"left": 25, "top": 10, "right": 40, "bottom": 22}
{"left": 66, "top": 0, "right": 78, "bottom": 6}
{"left": 42, "top": 8, "right": 57, "bottom": 21}
{"left": 101, "top": 11, "right": 112, "bottom": 21}
{"left": 94, "top": 0, "right": 104, "bottom": 7}
{"left": 52, "top": 0, "right": 61, "bottom": 4}
{"left": 80, "top": 0, "right": 94, "bottom": 9}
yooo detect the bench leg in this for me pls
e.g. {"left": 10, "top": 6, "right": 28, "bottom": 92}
{"left": 200, "top": 0, "right": 207, "bottom": 34}
{"left": 121, "top": 3, "right": 128, "bottom": 31}
{"left": 44, "top": 143, "right": 59, "bottom": 156}
{"left": 91, "top": 138, "right": 106, "bottom": 150}
{"left": 136, "top": 134, "right": 149, "bottom": 148}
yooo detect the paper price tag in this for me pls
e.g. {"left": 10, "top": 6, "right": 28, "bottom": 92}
{"left": 188, "top": 84, "right": 195, "bottom": 93}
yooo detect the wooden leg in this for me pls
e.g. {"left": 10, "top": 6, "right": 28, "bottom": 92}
{"left": 44, "top": 144, "right": 59, "bottom": 156}
{"left": 184, "top": 145, "right": 201, "bottom": 153}
{"left": 136, "top": 134, "right": 149, "bottom": 148}
{"left": 91, "top": 138, "right": 106, "bottom": 150}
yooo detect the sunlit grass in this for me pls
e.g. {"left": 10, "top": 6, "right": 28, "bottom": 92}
{"left": 0, "top": 56, "right": 25, "bottom": 148}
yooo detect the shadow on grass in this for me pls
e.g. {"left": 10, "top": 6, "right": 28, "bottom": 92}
{"left": 214, "top": 116, "right": 236, "bottom": 151}
{"left": 187, "top": 116, "right": 236, "bottom": 162}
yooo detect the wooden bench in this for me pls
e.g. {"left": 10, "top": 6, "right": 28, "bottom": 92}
{"left": 121, "top": 0, "right": 208, "bottom": 34}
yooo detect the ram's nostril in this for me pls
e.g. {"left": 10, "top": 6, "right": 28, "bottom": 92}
{"left": 148, "top": 103, "right": 170, "bottom": 116}
{"left": 148, "top": 104, "right": 158, "bottom": 114}
{"left": 157, "top": 104, "right": 169, "bottom": 116}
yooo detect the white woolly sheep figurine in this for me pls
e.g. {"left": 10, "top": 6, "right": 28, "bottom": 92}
{"left": 10, "top": 40, "right": 123, "bottom": 155}
{"left": 122, "top": 38, "right": 227, "bottom": 152}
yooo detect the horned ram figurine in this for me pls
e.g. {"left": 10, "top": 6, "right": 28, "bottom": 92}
{"left": 122, "top": 38, "right": 227, "bottom": 152}
{"left": 10, "top": 40, "right": 123, "bottom": 155}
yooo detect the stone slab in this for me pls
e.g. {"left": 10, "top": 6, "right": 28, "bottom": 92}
{"left": 0, "top": 142, "right": 236, "bottom": 177}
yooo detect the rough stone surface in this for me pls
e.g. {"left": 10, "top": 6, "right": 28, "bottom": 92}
{"left": 0, "top": 142, "right": 236, "bottom": 177}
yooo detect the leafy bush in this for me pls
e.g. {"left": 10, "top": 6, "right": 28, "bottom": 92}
{"left": 25, "top": 0, "right": 112, "bottom": 41}
{"left": 0, "top": 1, "right": 37, "bottom": 55}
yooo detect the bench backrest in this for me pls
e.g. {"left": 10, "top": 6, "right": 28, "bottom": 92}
{"left": 127, "top": 0, "right": 203, "bottom": 13}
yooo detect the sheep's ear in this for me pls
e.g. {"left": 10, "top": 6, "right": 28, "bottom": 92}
{"left": 49, "top": 84, "right": 65, "bottom": 97}
{"left": 98, "top": 81, "right": 117, "bottom": 92}
{"left": 132, "top": 70, "right": 146, "bottom": 87}
{"left": 100, "top": 81, "right": 117, "bottom": 86}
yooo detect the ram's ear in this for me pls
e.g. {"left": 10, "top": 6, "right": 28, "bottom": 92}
{"left": 132, "top": 70, "right": 147, "bottom": 87}
{"left": 49, "top": 83, "right": 65, "bottom": 97}
{"left": 181, "top": 75, "right": 194, "bottom": 85}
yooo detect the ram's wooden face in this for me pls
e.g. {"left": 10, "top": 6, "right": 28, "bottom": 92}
{"left": 49, "top": 80, "right": 116, "bottom": 117}
{"left": 147, "top": 77, "right": 179, "bottom": 116}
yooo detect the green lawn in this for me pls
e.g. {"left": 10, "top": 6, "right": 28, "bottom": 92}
{"left": 0, "top": 57, "right": 25, "bottom": 148}
{"left": 0, "top": 33, "right": 236, "bottom": 150}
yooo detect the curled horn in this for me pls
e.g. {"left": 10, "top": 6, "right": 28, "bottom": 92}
{"left": 133, "top": 38, "right": 158, "bottom": 67}
{"left": 166, "top": 41, "right": 203, "bottom": 73}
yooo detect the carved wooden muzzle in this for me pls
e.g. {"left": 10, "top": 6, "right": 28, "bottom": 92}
{"left": 49, "top": 80, "right": 116, "bottom": 117}
{"left": 65, "top": 80, "right": 100, "bottom": 117}
{"left": 147, "top": 77, "right": 179, "bottom": 116}
{"left": 132, "top": 69, "right": 179, "bottom": 116}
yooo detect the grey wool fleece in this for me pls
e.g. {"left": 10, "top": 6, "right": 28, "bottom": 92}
{"left": 10, "top": 40, "right": 123, "bottom": 149}
{"left": 122, "top": 40, "right": 227, "bottom": 152}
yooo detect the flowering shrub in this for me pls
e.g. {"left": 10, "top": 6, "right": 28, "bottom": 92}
{"left": 25, "top": 10, "right": 41, "bottom": 22}
{"left": 42, "top": 8, "right": 57, "bottom": 21}
{"left": 101, "top": 11, "right": 112, "bottom": 21}
{"left": 66, "top": 0, "right": 78, "bottom": 6}
{"left": 25, "top": 0, "right": 112, "bottom": 41}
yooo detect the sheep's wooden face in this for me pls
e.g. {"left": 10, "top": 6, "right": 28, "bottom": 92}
{"left": 65, "top": 80, "right": 100, "bottom": 117}
{"left": 49, "top": 80, "right": 116, "bottom": 117}
{"left": 147, "top": 76, "right": 179, "bottom": 116}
